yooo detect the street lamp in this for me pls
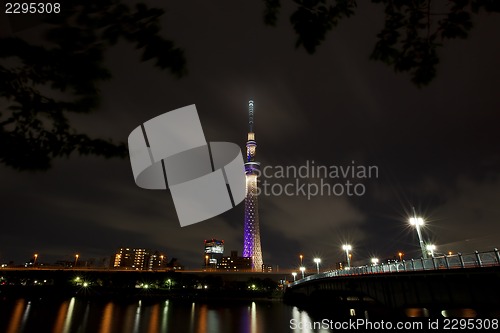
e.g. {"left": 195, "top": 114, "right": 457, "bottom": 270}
{"left": 74, "top": 254, "right": 79, "bottom": 267}
{"left": 371, "top": 258, "right": 379, "bottom": 273}
{"left": 342, "top": 245, "right": 352, "bottom": 268}
{"left": 299, "top": 254, "right": 303, "bottom": 266}
{"left": 299, "top": 266, "right": 305, "bottom": 279}
{"left": 313, "top": 258, "right": 321, "bottom": 274}
{"left": 398, "top": 252, "right": 403, "bottom": 261}
{"left": 33, "top": 253, "right": 38, "bottom": 267}
{"left": 426, "top": 244, "right": 436, "bottom": 257}
{"left": 409, "top": 207, "right": 427, "bottom": 259}
{"left": 291, "top": 272, "right": 297, "bottom": 281}
{"left": 205, "top": 255, "right": 209, "bottom": 269}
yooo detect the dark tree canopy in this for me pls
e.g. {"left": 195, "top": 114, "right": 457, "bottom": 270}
{"left": 262, "top": 0, "right": 500, "bottom": 86}
{"left": 0, "top": 0, "right": 186, "bottom": 171}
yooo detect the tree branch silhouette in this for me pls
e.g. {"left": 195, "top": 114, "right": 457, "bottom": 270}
{"left": 0, "top": 0, "right": 186, "bottom": 171}
{"left": 262, "top": 0, "right": 499, "bottom": 86}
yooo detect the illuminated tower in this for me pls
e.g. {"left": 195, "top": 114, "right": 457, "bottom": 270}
{"left": 243, "top": 100, "right": 263, "bottom": 271}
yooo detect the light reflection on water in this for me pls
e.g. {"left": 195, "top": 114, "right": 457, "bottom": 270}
{"left": 2, "top": 298, "right": 288, "bottom": 333}
{"left": 99, "top": 301, "right": 113, "bottom": 333}
{"left": 0, "top": 298, "right": 493, "bottom": 333}
{"left": 6, "top": 299, "right": 25, "bottom": 333}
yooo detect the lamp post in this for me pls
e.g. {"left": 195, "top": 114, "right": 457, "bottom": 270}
{"left": 398, "top": 252, "right": 403, "bottom": 261}
{"left": 74, "top": 254, "right": 79, "bottom": 267}
{"left": 205, "top": 255, "right": 209, "bottom": 269}
{"left": 299, "top": 266, "right": 305, "bottom": 279}
{"left": 426, "top": 244, "right": 436, "bottom": 257}
{"left": 342, "top": 245, "right": 352, "bottom": 268}
{"left": 299, "top": 254, "right": 303, "bottom": 266}
{"left": 371, "top": 258, "right": 379, "bottom": 273}
{"left": 291, "top": 272, "right": 297, "bottom": 281}
{"left": 33, "top": 253, "right": 38, "bottom": 267}
{"left": 313, "top": 258, "right": 321, "bottom": 274}
{"left": 409, "top": 207, "right": 427, "bottom": 259}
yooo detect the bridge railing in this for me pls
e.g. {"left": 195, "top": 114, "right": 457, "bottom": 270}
{"left": 288, "top": 248, "right": 500, "bottom": 287}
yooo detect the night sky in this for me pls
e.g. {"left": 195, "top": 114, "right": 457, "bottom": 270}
{"left": 1, "top": 1, "right": 499, "bottom": 270}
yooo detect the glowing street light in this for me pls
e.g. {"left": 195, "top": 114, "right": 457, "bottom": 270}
{"left": 291, "top": 272, "right": 297, "bottom": 281}
{"left": 299, "top": 254, "right": 303, "bottom": 266}
{"left": 33, "top": 253, "right": 38, "bottom": 267}
{"left": 299, "top": 266, "right": 305, "bottom": 279}
{"left": 371, "top": 258, "right": 379, "bottom": 265}
{"left": 342, "top": 245, "right": 352, "bottom": 268}
{"left": 426, "top": 244, "right": 436, "bottom": 257}
{"left": 409, "top": 207, "right": 427, "bottom": 259}
{"left": 398, "top": 252, "right": 403, "bottom": 261}
{"left": 313, "top": 258, "right": 321, "bottom": 274}
{"left": 74, "top": 254, "right": 79, "bottom": 267}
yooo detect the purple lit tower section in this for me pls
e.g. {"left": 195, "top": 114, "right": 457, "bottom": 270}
{"left": 243, "top": 100, "right": 263, "bottom": 271}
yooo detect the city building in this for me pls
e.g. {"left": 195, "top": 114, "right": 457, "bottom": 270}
{"left": 218, "top": 250, "right": 252, "bottom": 271}
{"left": 263, "top": 264, "right": 274, "bottom": 272}
{"left": 243, "top": 100, "right": 264, "bottom": 271}
{"left": 148, "top": 250, "right": 167, "bottom": 270}
{"left": 203, "top": 239, "right": 224, "bottom": 269}
{"left": 112, "top": 248, "right": 166, "bottom": 270}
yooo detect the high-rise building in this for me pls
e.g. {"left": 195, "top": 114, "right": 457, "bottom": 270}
{"left": 243, "top": 100, "right": 264, "bottom": 271}
{"left": 113, "top": 248, "right": 146, "bottom": 269}
{"left": 112, "top": 248, "right": 166, "bottom": 270}
{"left": 203, "top": 239, "right": 224, "bottom": 268}
{"left": 148, "top": 250, "right": 167, "bottom": 270}
{"left": 218, "top": 250, "right": 252, "bottom": 271}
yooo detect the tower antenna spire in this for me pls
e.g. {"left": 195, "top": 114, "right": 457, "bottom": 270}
{"left": 243, "top": 99, "right": 263, "bottom": 271}
{"left": 248, "top": 100, "right": 254, "bottom": 133}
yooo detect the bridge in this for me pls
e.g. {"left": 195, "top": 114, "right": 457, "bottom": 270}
{"left": 284, "top": 249, "right": 500, "bottom": 318}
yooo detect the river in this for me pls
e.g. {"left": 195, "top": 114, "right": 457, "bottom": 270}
{"left": 0, "top": 296, "right": 489, "bottom": 333}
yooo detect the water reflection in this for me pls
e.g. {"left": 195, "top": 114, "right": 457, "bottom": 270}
{"left": 133, "top": 301, "right": 142, "bottom": 333}
{"left": 99, "top": 302, "right": 114, "bottom": 333}
{"left": 6, "top": 299, "right": 25, "bottom": 333}
{"left": 20, "top": 301, "right": 31, "bottom": 332}
{"left": 188, "top": 302, "right": 196, "bottom": 333}
{"left": 160, "top": 301, "right": 169, "bottom": 332}
{"left": 250, "top": 302, "right": 257, "bottom": 333}
{"left": 405, "top": 308, "right": 429, "bottom": 317}
{"left": 63, "top": 298, "right": 76, "bottom": 333}
{"left": 442, "top": 308, "right": 477, "bottom": 318}
{"left": 147, "top": 303, "right": 159, "bottom": 333}
{"left": 77, "top": 303, "right": 90, "bottom": 333}
{"left": 195, "top": 304, "right": 207, "bottom": 333}
{"left": 2, "top": 297, "right": 494, "bottom": 333}
{"left": 52, "top": 300, "right": 69, "bottom": 333}
{"left": 291, "top": 306, "right": 331, "bottom": 333}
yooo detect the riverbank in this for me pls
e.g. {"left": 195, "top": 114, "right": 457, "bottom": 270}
{"left": 0, "top": 285, "right": 283, "bottom": 302}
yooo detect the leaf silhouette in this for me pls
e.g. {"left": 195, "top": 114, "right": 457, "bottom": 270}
{"left": 0, "top": 0, "right": 187, "bottom": 171}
